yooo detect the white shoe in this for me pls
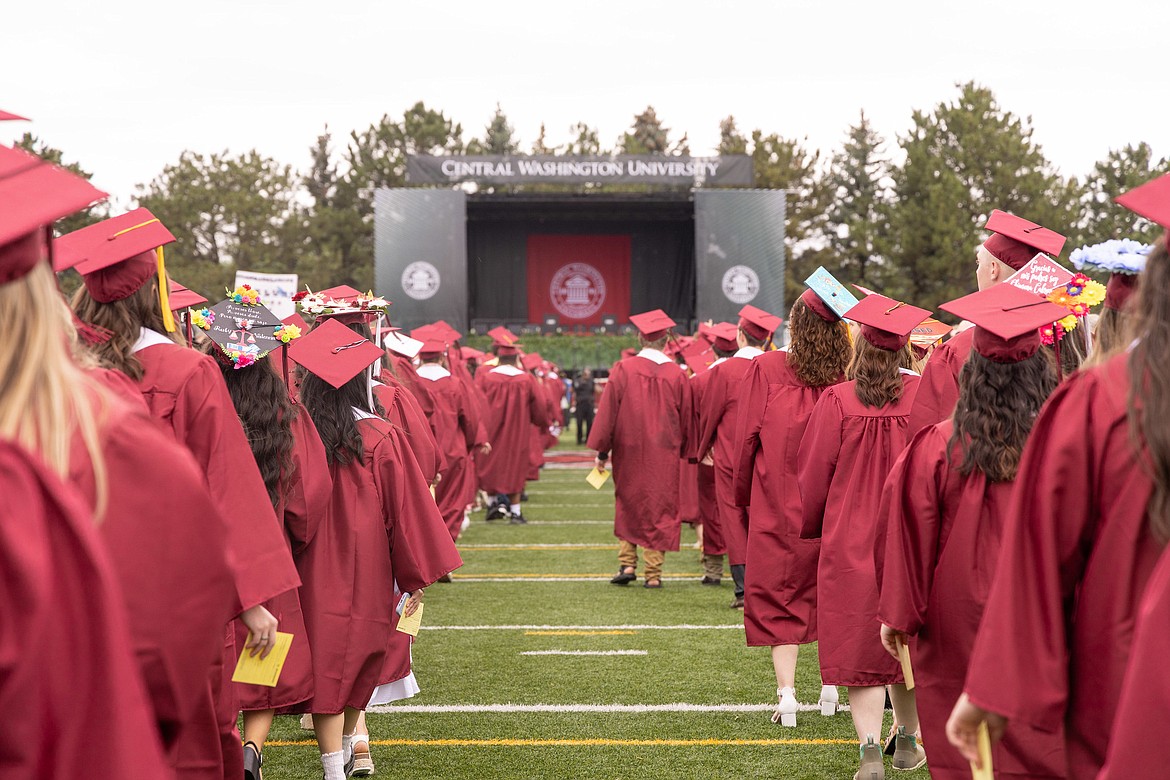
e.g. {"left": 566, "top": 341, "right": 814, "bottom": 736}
{"left": 818, "top": 684, "right": 839, "bottom": 716}
{"left": 460, "top": 513, "right": 471, "bottom": 533}
{"left": 300, "top": 713, "right": 315, "bottom": 730}
{"left": 770, "top": 686, "right": 798, "bottom": 727}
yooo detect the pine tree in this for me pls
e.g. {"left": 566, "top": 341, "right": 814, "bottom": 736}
{"left": 823, "top": 111, "right": 891, "bottom": 288}
{"left": 1080, "top": 143, "right": 1169, "bottom": 244}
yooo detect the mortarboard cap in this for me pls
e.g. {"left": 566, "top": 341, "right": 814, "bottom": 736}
{"left": 288, "top": 317, "right": 383, "bottom": 389}
{"left": 410, "top": 324, "right": 445, "bottom": 344}
{"left": 0, "top": 145, "right": 107, "bottom": 283}
{"left": 204, "top": 295, "right": 296, "bottom": 369}
{"left": 939, "top": 284, "right": 1068, "bottom": 363}
{"left": 707, "top": 321, "right": 739, "bottom": 352}
{"left": 383, "top": 330, "right": 423, "bottom": 359}
{"left": 487, "top": 326, "right": 520, "bottom": 345}
{"left": 681, "top": 343, "right": 715, "bottom": 374}
{"left": 843, "top": 295, "right": 932, "bottom": 351}
{"left": 803, "top": 267, "right": 858, "bottom": 320}
{"left": 737, "top": 304, "right": 782, "bottom": 341}
{"left": 1104, "top": 272, "right": 1140, "bottom": 311}
{"left": 0, "top": 110, "right": 30, "bottom": 122}
{"left": 316, "top": 284, "right": 363, "bottom": 301}
{"left": 629, "top": 309, "right": 676, "bottom": 341}
{"left": 982, "top": 210, "right": 1067, "bottom": 270}
{"left": 418, "top": 339, "right": 448, "bottom": 358}
{"left": 431, "top": 320, "right": 463, "bottom": 344}
{"left": 282, "top": 311, "right": 310, "bottom": 332}
{"left": 491, "top": 331, "right": 522, "bottom": 356}
{"left": 522, "top": 352, "right": 544, "bottom": 371}
{"left": 168, "top": 279, "right": 207, "bottom": 311}
{"left": 57, "top": 208, "right": 175, "bottom": 303}
{"left": 1115, "top": 173, "right": 1170, "bottom": 231}
{"left": 461, "top": 346, "right": 485, "bottom": 363}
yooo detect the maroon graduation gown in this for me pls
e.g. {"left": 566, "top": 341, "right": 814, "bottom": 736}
{"left": 0, "top": 441, "right": 173, "bottom": 780}
{"left": 696, "top": 349, "right": 762, "bottom": 566}
{"left": 587, "top": 351, "right": 689, "bottom": 552}
{"left": 417, "top": 366, "right": 485, "bottom": 540}
{"left": 963, "top": 353, "right": 1162, "bottom": 780}
{"left": 906, "top": 327, "right": 973, "bottom": 434}
{"left": 69, "top": 394, "right": 236, "bottom": 778}
{"left": 877, "top": 422, "right": 1065, "bottom": 780}
{"left": 733, "top": 350, "right": 840, "bottom": 647}
{"left": 300, "top": 415, "right": 462, "bottom": 713}
{"left": 236, "top": 409, "right": 331, "bottom": 711}
{"left": 388, "top": 355, "right": 435, "bottom": 418}
{"left": 476, "top": 366, "right": 548, "bottom": 495}
{"left": 1097, "top": 545, "right": 1170, "bottom": 780}
{"left": 373, "top": 379, "right": 443, "bottom": 485}
{"left": 798, "top": 374, "right": 918, "bottom": 685}
{"left": 688, "top": 366, "right": 725, "bottom": 555}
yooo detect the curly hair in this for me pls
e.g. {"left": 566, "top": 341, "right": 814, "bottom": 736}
{"left": 949, "top": 350, "right": 1057, "bottom": 482}
{"left": 847, "top": 337, "right": 909, "bottom": 408}
{"left": 204, "top": 342, "right": 296, "bottom": 507}
{"left": 71, "top": 280, "right": 178, "bottom": 380}
{"left": 786, "top": 298, "right": 851, "bottom": 387}
{"left": 1128, "top": 238, "right": 1170, "bottom": 542}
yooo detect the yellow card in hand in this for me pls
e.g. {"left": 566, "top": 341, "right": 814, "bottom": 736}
{"left": 896, "top": 635, "right": 915, "bottom": 690}
{"left": 586, "top": 467, "right": 611, "bottom": 490}
{"left": 232, "top": 632, "right": 293, "bottom": 687}
{"left": 970, "top": 720, "right": 994, "bottom": 780}
{"left": 396, "top": 601, "right": 424, "bottom": 637}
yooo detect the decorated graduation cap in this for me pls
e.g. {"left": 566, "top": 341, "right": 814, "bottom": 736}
{"left": 199, "top": 286, "right": 301, "bottom": 370}
{"left": 737, "top": 304, "right": 782, "bottom": 341}
{"left": 629, "top": 309, "right": 675, "bottom": 341}
{"left": 297, "top": 287, "right": 390, "bottom": 325}
{"left": 939, "top": 284, "right": 1068, "bottom": 363}
{"left": 843, "top": 295, "right": 932, "bottom": 351}
{"left": 1070, "top": 239, "right": 1151, "bottom": 312}
{"left": 0, "top": 145, "right": 106, "bottom": 284}
{"left": 288, "top": 317, "right": 383, "bottom": 389}
{"left": 1115, "top": 172, "right": 1170, "bottom": 231}
{"left": 803, "top": 267, "right": 858, "bottom": 320}
{"left": 982, "top": 210, "right": 1067, "bottom": 271}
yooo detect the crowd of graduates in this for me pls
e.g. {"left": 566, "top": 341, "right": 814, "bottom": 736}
{"left": 4, "top": 100, "right": 1170, "bottom": 780}
{"left": 589, "top": 176, "right": 1170, "bottom": 779}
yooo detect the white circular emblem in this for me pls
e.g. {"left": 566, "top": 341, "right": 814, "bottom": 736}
{"left": 401, "top": 261, "right": 440, "bottom": 301}
{"left": 549, "top": 263, "right": 606, "bottom": 319}
{"left": 722, "top": 265, "right": 760, "bottom": 304}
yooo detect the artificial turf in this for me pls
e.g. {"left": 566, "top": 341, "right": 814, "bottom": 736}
{"left": 256, "top": 439, "right": 932, "bottom": 779}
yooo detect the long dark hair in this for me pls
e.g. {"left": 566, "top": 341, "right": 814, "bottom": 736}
{"left": 950, "top": 350, "right": 1058, "bottom": 482}
{"left": 1128, "top": 238, "right": 1170, "bottom": 541}
{"left": 204, "top": 343, "right": 295, "bottom": 506}
{"left": 786, "top": 298, "right": 851, "bottom": 387}
{"left": 71, "top": 280, "right": 177, "bottom": 380}
{"left": 847, "top": 338, "right": 909, "bottom": 408}
{"left": 299, "top": 368, "right": 374, "bottom": 466}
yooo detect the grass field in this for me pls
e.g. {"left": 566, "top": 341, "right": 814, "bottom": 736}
{"left": 257, "top": 435, "right": 931, "bottom": 779}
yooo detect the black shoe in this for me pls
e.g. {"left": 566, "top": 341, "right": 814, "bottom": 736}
{"left": 243, "top": 741, "right": 262, "bottom": 780}
{"left": 730, "top": 595, "right": 745, "bottom": 609}
{"left": 700, "top": 576, "right": 722, "bottom": 586}
{"left": 486, "top": 501, "right": 507, "bottom": 521}
{"left": 610, "top": 567, "right": 637, "bottom": 585}
{"left": 508, "top": 513, "right": 527, "bottom": 524}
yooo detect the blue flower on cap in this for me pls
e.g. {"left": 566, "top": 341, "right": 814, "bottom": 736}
{"left": 1070, "top": 239, "right": 1151, "bottom": 275}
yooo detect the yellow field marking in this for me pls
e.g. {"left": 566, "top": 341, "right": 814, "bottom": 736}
{"left": 524, "top": 630, "right": 637, "bottom": 636}
{"left": 265, "top": 738, "right": 856, "bottom": 747}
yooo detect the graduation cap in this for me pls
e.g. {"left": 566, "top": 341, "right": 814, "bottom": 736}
{"left": 418, "top": 339, "right": 448, "bottom": 359}
{"left": 316, "top": 284, "right": 363, "bottom": 301}
{"left": 737, "top": 304, "right": 782, "bottom": 341}
{"left": 431, "top": 320, "right": 463, "bottom": 344}
{"left": 843, "top": 295, "right": 933, "bottom": 351}
{"left": 167, "top": 280, "right": 207, "bottom": 311}
{"left": 1115, "top": 172, "right": 1170, "bottom": 231}
{"left": 487, "top": 326, "right": 520, "bottom": 345}
{"left": 706, "top": 321, "right": 739, "bottom": 352}
{"left": 681, "top": 343, "right": 715, "bottom": 374}
{"left": 491, "top": 331, "right": 522, "bottom": 356}
{"left": 522, "top": 352, "right": 544, "bottom": 372}
{"left": 0, "top": 145, "right": 106, "bottom": 284}
{"left": 0, "top": 110, "right": 30, "bottom": 122}
{"left": 203, "top": 294, "right": 298, "bottom": 369}
{"left": 629, "top": 309, "right": 675, "bottom": 341}
{"left": 287, "top": 317, "right": 383, "bottom": 389}
{"left": 803, "top": 267, "right": 858, "bottom": 320}
{"left": 383, "top": 330, "right": 424, "bottom": 359}
{"left": 461, "top": 346, "right": 486, "bottom": 364}
{"left": 1104, "top": 273, "right": 1140, "bottom": 311}
{"left": 939, "top": 284, "right": 1069, "bottom": 363}
{"left": 982, "top": 210, "right": 1067, "bottom": 270}
{"left": 410, "top": 324, "right": 446, "bottom": 344}
{"left": 297, "top": 288, "right": 390, "bottom": 324}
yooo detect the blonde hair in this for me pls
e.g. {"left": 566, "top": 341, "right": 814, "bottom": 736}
{"left": 0, "top": 263, "right": 109, "bottom": 518}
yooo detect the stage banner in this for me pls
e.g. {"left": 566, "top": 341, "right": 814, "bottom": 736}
{"left": 233, "top": 270, "right": 298, "bottom": 319}
{"left": 408, "top": 154, "right": 753, "bottom": 187}
{"left": 374, "top": 188, "right": 468, "bottom": 332}
{"left": 526, "top": 235, "right": 631, "bottom": 327}
{"left": 694, "top": 190, "right": 786, "bottom": 327}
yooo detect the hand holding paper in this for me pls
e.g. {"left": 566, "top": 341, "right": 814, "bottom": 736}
{"left": 586, "top": 467, "right": 611, "bottom": 490}
{"left": 232, "top": 632, "right": 293, "bottom": 687}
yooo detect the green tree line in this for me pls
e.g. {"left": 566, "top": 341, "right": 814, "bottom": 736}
{"left": 24, "top": 81, "right": 1168, "bottom": 312}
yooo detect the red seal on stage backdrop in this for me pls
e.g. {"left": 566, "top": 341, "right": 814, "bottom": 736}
{"left": 549, "top": 263, "right": 607, "bottom": 319}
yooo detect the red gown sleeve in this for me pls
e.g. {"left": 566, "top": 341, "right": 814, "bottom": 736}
{"left": 586, "top": 363, "right": 624, "bottom": 455}
{"left": 732, "top": 359, "right": 767, "bottom": 507}
{"left": 875, "top": 425, "right": 949, "bottom": 635}
{"left": 372, "top": 432, "right": 463, "bottom": 592}
{"left": 695, "top": 368, "right": 726, "bottom": 461}
{"left": 283, "top": 408, "right": 331, "bottom": 556}
{"left": 797, "top": 388, "right": 845, "bottom": 539}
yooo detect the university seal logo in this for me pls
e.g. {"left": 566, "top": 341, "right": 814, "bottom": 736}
{"left": 722, "top": 265, "right": 760, "bottom": 304}
{"left": 401, "top": 261, "right": 440, "bottom": 301}
{"left": 550, "top": 263, "right": 606, "bottom": 319}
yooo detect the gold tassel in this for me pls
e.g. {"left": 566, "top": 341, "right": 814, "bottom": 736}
{"left": 157, "top": 246, "right": 176, "bottom": 332}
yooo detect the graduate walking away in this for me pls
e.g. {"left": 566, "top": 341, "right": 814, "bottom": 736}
{"left": 877, "top": 284, "right": 1067, "bottom": 780}
{"left": 589, "top": 310, "right": 689, "bottom": 589}
{"left": 947, "top": 175, "right": 1170, "bottom": 780}
{"left": 798, "top": 294, "right": 930, "bottom": 780}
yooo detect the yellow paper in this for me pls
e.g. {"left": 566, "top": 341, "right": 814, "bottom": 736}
{"left": 232, "top": 632, "right": 293, "bottom": 687}
{"left": 586, "top": 467, "right": 611, "bottom": 490}
{"left": 896, "top": 635, "right": 915, "bottom": 690}
{"left": 970, "top": 720, "right": 994, "bottom": 780}
{"left": 396, "top": 601, "right": 424, "bottom": 637}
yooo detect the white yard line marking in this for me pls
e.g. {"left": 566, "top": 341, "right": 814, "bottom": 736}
{"left": 368, "top": 703, "right": 849, "bottom": 714}
{"left": 422, "top": 624, "right": 742, "bottom": 631}
{"left": 519, "top": 650, "right": 648, "bottom": 656}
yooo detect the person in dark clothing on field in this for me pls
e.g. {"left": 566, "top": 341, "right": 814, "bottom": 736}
{"left": 573, "top": 368, "right": 596, "bottom": 444}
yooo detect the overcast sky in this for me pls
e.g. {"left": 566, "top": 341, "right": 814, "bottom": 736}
{"left": 3, "top": 0, "right": 1166, "bottom": 203}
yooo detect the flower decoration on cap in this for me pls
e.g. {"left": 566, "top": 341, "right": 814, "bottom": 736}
{"left": 273, "top": 323, "right": 301, "bottom": 343}
{"left": 224, "top": 351, "right": 257, "bottom": 371}
{"left": 229, "top": 284, "right": 261, "bottom": 306}
{"left": 191, "top": 308, "right": 214, "bottom": 331}
{"left": 296, "top": 288, "right": 390, "bottom": 318}
{"left": 1069, "top": 239, "right": 1151, "bottom": 275}
{"left": 1040, "top": 273, "right": 1106, "bottom": 345}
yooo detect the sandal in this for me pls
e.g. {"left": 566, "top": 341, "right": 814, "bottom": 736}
{"left": 610, "top": 566, "right": 637, "bottom": 585}
{"left": 643, "top": 578, "right": 663, "bottom": 589}
{"left": 243, "top": 740, "right": 262, "bottom": 780}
